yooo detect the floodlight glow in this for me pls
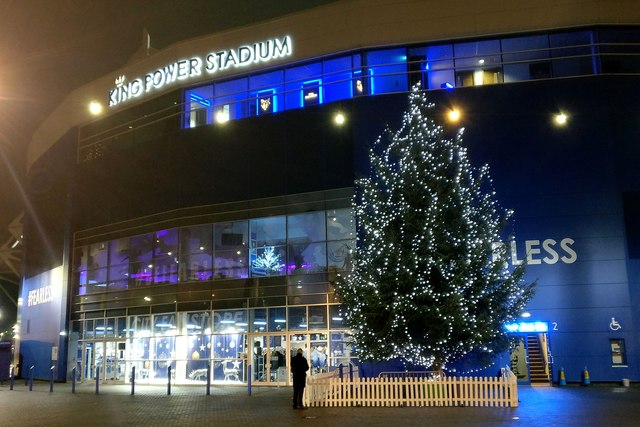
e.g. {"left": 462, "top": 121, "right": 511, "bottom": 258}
{"left": 334, "top": 112, "right": 346, "bottom": 125}
{"left": 554, "top": 112, "right": 568, "bottom": 126}
{"left": 448, "top": 108, "right": 461, "bottom": 122}
{"left": 88, "top": 101, "right": 103, "bottom": 116}
{"left": 216, "top": 110, "right": 230, "bottom": 123}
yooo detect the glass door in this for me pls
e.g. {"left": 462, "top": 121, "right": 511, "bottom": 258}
{"left": 289, "top": 332, "right": 309, "bottom": 385}
{"left": 83, "top": 342, "right": 95, "bottom": 382}
{"left": 105, "top": 341, "right": 126, "bottom": 382}
{"left": 268, "top": 334, "right": 287, "bottom": 384}
{"left": 249, "top": 334, "right": 288, "bottom": 385}
{"left": 93, "top": 341, "right": 126, "bottom": 383}
{"left": 250, "top": 335, "right": 267, "bottom": 383}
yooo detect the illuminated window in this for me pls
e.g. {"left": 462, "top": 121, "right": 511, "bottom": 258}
{"left": 323, "top": 55, "right": 356, "bottom": 102}
{"left": 366, "top": 48, "right": 408, "bottom": 95}
{"left": 184, "top": 86, "right": 213, "bottom": 128}
{"left": 454, "top": 40, "right": 503, "bottom": 87}
{"left": 284, "top": 62, "right": 323, "bottom": 109}
{"left": 408, "top": 44, "right": 454, "bottom": 90}
{"left": 249, "top": 70, "right": 283, "bottom": 116}
{"left": 214, "top": 78, "right": 248, "bottom": 121}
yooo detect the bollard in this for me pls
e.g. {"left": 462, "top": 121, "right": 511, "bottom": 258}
{"left": 10, "top": 366, "right": 14, "bottom": 390}
{"left": 339, "top": 363, "right": 343, "bottom": 380}
{"left": 582, "top": 366, "right": 590, "bottom": 386}
{"left": 96, "top": 366, "right": 100, "bottom": 395}
{"left": 349, "top": 363, "right": 353, "bottom": 381}
{"left": 50, "top": 366, "right": 55, "bottom": 392}
{"left": 247, "top": 365, "right": 252, "bottom": 396}
{"left": 71, "top": 367, "right": 76, "bottom": 393}
{"left": 559, "top": 367, "right": 566, "bottom": 386}
{"left": 29, "top": 366, "right": 34, "bottom": 391}
{"left": 131, "top": 366, "right": 135, "bottom": 395}
{"left": 167, "top": 366, "right": 172, "bottom": 395}
{"left": 206, "top": 364, "right": 211, "bottom": 396}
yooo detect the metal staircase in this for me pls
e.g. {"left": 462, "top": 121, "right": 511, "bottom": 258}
{"left": 526, "top": 334, "right": 550, "bottom": 384}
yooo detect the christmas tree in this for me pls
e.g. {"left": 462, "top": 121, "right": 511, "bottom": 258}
{"left": 335, "top": 85, "right": 535, "bottom": 371}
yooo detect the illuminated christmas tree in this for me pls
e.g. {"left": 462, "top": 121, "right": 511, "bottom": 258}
{"left": 335, "top": 86, "right": 535, "bottom": 371}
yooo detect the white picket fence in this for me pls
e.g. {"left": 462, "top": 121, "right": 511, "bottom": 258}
{"left": 305, "top": 371, "right": 518, "bottom": 408}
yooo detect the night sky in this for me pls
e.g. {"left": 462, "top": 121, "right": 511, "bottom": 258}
{"left": 0, "top": 0, "right": 335, "bottom": 332}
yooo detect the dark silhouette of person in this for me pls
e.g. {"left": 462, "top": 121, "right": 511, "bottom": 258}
{"left": 291, "top": 348, "right": 309, "bottom": 409}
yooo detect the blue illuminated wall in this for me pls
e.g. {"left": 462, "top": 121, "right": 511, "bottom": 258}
{"left": 19, "top": 266, "right": 68, "bottom": 380}
{"left": 347, "top": 76, "right": 639, "bottom": 382}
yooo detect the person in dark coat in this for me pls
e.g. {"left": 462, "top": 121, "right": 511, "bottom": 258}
{"left": 291, "top": 348, "right": 309, "bottom": 409}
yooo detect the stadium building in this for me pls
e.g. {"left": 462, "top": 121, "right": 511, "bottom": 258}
{"left": 18, "top": 0, "right": 640, "bottom": 385}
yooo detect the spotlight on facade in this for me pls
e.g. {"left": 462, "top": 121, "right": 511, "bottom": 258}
{"left": 88, "top": 101, "right": 103, "bottom": 116}
{"left": 521, "top": 311, "right": 531, "bottom": 318}
{"left": 334, "top": 112, "right": 346, "bottom": 125}
{"left": 447, "top": 108, "right": 461, "bottom": 123}
{"left": 216, "top": 110, "right": 230, "bottom": 123}
{"left": 554, "top": 112, "right": 568, "bottom": 126}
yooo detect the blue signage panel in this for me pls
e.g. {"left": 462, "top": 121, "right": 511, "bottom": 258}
{"left": 19, "top": 266, "right": 67, "bottom": 380}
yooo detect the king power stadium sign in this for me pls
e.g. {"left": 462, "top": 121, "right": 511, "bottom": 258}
{"left": 109, "top": 35, "right": 292, "bottom": 107}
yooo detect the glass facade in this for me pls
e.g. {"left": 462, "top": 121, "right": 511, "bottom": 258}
{"left": 73, "top": 208, "right": 356, "bottom": 385}
{"left": 75, "top": 305, "right": 355, "bottom": 385}
{"left": 182, "top": 28, "right": 640, "bottom": 129}
{"left": 74, "top": 208, "right": 354, "bottom": 294}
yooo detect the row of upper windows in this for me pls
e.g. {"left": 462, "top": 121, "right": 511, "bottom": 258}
{"left": 74, "top": 209, "right": 354, "bottom": 295}
{"left": 74, "top": 305, "right": 347, "bottom": 339}
{"left": 183, "top": 27, "right": 640, "bottom": 127}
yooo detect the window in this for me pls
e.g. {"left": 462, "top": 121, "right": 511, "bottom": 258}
{"left": 502, "top": 35, "right": 551, "bottom": 82}
{"left": 268, "top": 307, "right": 287, "bottom": 332}
{"left": 288, "top": 306, "right": 307, "bottom": 331}
{"left": 184, "top": 85, "right": 213, "bottom": 128}
{"left": 550, "top": 30, "right": 596, "bottom": 77}
{"left": 213, "top": 78, "right": 248, "bottom": 122}
{"left": 308, "top": 305, "right": 327, "bottom": 330}
{"left": 408, "top": 44, "right": 455, "bottom": 90}
{"left": 285, "top": 61, "right": 323, "bottom": 110}
{"left": 287, "top": 212, "right": 327, "bottom": 274}
{"left": 366, "top": 48, "right": 408, "bottom": 94}
{"left": 213, "top": 309, "right": 248, "bottom": 333}
{"left": 323, "top": 55, "right": 356, "bottom": 102}
{"left": 598, "top": 28, "right": 640, "bottom": 73}
{"left": 454, "top": 40, "right": 503, "bottom": 86}
{"left": 129, "top": 233, "right": 154, "bottom": 287}
{"left": 214, "top": 221, "right": 248, "bottom": 279}
{"left": 250, "top": 308, "right": 267, "bottom": 332}
{"left": 179, "top": 225, "right": 212, "bottom": 282}
{"left": 249, "top": 70, "right": 284, "bottom": 116}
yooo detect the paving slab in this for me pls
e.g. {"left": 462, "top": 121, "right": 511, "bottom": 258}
{"left": 0, "top": 382, "right": 638, "bottom": 426}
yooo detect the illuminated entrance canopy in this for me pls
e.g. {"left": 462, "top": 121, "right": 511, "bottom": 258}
{"left": 504, "top": 321, "right": 549, "bottom": 333}
{"left": 108, "top": 35, "right": 292, "bottom": 107}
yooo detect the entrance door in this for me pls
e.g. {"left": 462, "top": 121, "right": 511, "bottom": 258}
{"left": 509, "top": 333, "right": 551, "bottom": 384}
{"left": 249, "top": 334, "right": 288, "bottom": 385}
{"left": 93, "top": 341, "right": 125, "bottom": 383}
{"left": 83, "top": 342, "right": 95, "bottom": 382}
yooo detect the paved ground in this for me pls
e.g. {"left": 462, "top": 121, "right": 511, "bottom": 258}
{"left": 0, "top": 381, "right": 638, "bottom": 426}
